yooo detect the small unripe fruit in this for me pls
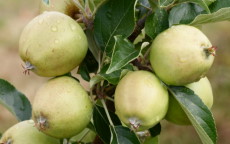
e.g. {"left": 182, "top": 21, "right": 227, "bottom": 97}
{"left": 39, "top": 0, "right": 79, "bottom": 18}
{"left": 150, "top": 25, "right": 215, "bottom": 86}
{"left": 19, "top": 11, "right": 88, "bottom": 77}
{"left": 165, "top": 77, "right": 213, "bottom": 125}
{"left": 32, "top": 76, "right": 93, "bottom": 138}
{"left": 0, "top": 120, "right": 60, "bottom": 144}
{"left": 115, "top": 71, "right": 169, "bottom": 131}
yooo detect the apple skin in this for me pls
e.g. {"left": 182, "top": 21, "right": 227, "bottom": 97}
{"left": 0, "top": 120, "right": 60, "bottom": 144}
{"left": 39, "top": 0, "right": 78, "bottom": 17}
{"left": 150, "top": 25, "right": 215, "bottom": 86}
{"left": 165, "top": 77, "right": 213, "bottom": 125}
{"left": 19, "top": 11, "right": 88, "bottom": 77}
{"left": 32, "top": 76, "right": 93, "bottom": 139}
{"left": 115, "top": 71, "right": 169, "bottom": 131}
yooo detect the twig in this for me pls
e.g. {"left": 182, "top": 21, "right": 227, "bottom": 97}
{"left": 105, "top": 96, "right": 114, "bottom": 102}
{"left": 128, "top": 10, "right": 152, "bottom": 42}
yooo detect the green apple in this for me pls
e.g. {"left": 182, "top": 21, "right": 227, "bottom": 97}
{"left": 39, "top": 0, "right": 78, "bottom": 17}
{"left": 19, "top": 11, "right": 88, "bottom": 77}
{"left": 150, "top": 25, "right": 215, "bottom": 86}
{"left": 32, "top": 76, "right": 93, "bottom": 138}
{"left": 165, "top": 77, "right": 213, "bottom": 125}
{"left": 0, "top": 120, "right": 60, "bottom": 144}
{"left": 115, "top": 71, "right": 169, "bottom": 131}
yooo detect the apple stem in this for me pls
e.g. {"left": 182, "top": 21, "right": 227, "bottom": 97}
{"left": 21, "top": 61, "right": 35, "bottom": 75}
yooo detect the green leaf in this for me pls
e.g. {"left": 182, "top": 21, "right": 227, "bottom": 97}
{"left": 168, "top": 86, "right": 217, "bottom": 144}
{"left": 89, "top": 0, "right": 107, "bottom": 12}
{"left": 93, "top": 105, "right": 121, "bottom": 144}
{"left": 179, "top": 0, "right": 215, "bottom": 6}
{"left": 136, "top": 0, "right": 151, "bottom": 18}
{"left": 93, "top": 0, "right": 107, "bottom": 7}
{"left": 70, "top": 128, "right": 96, "bottom": 143}
{"left": 77, "top": 51, "right": 98, "bottom": 81}
{"left": 106, "top": 36, "right": 142, "bottom": 74}
{"left": 78, "top": 65, "right": 90, "bottom": 81}
{"left": 99, "top": 64, "right": 133, "bottom": 85}
{"left": 110, "top": 125, "right": 141, "bottom": 144}
{"left": 93, "top": 106, "right": 110, "bottom": 144}
{"left": 145, "top": 8, "right": 169, "bottom": 39}
{"left": 149, "top": 123, "right": 161, "bottom": 137}
{"left": 148, "top": 0, "right": 158, "bottom": 9}
{"left": 188, "top": 0, "right": 230, "bottom": 26}
{"left": 94, "top": 0, "right": 137, "bottom": 56}
{"left": 110, "top": 127, "right": 119, "bottom": 144}
{"left": 133, "top": 30, "right": 144, "bottom": 45}
{"left": 158, "top": 0, "right": 175, "bottom": 7}
{"left": 178, "top": 0, "right": 215, "bottom": 13}
{"left": 90, "top": 75, "right": 104, "bottom": 88}
{"left": 87, "top": 122, "right": 96, "bottom": 133}
{"left": 85, "top": 29, "right": 101, "bottom": 63}
{"left": 168, "top": 3, "right": 204, "bottom": 26}
{"left": 0, "top": 79, "right": 32, "bottom": 121}
{"left": 209, "top": 0, "right": 230, "bottom": 12}
{"left": 190, "top": 7, "right": 230, "bottom": 26}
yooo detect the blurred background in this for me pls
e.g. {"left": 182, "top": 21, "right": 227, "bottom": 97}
{"left": 0, "top": 0, "right": 229, "bottom": 143}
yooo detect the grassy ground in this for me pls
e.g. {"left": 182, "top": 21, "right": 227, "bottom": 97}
{"left": 0, "top": 1, "right": 230, "bottom": 144}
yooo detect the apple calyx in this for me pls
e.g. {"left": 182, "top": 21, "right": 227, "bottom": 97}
{"left": 204, "top": 46, "right": 217, "bottom": 56}
{"left": 21, "top": 61, "right": 35, "bottom": 75}
{"left": 35, "top": 116, "right": 49, "bottom": 131}
{"left": 129, "top": 118, "right": 141, "bottom": 131}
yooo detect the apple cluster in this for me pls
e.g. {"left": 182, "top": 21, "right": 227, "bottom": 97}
{"left": 0, "top": 0, "right": 216, "bottom": 143}
{"left": 114, "top": 25, "right": 215, "bottom": 132}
